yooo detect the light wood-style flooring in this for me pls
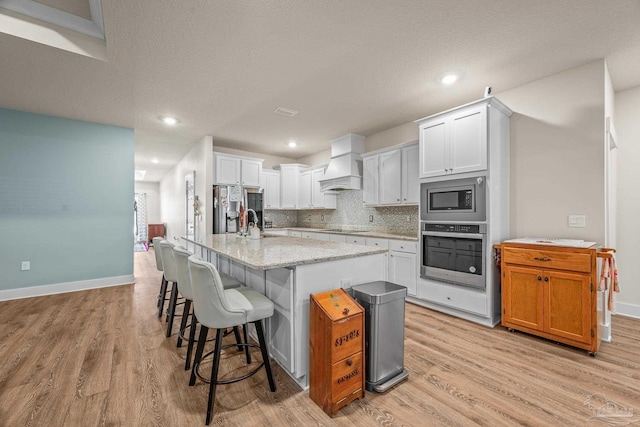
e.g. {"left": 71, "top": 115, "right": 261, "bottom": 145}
{"left": 0, "top": 249, "right": 638, "bottom": 426}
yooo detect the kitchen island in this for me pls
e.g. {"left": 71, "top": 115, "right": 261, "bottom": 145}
{"left": 182, "top": 234, "right": 388, "bottom": 389}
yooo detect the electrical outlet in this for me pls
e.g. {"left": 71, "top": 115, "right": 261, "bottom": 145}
{"left": 21, "top": 261, "right": 30, "bottom": 271}
{"left": 286, "top": 215, "right": 289, "bottom": 220}
{"left": 308, "top": 214, "right": 311, "bottom": 221}
{"left": 321, "top": 214, "right": 324, "bottom": 222}
{"left": 369, "top": 215, "right": 374, "bottom": 222}
{"left": 406, "top": 215, "right": 411, "bottom": 222}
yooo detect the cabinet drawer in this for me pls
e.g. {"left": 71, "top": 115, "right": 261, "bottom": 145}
{"left": 331, "top": 351, "right": 364, "bottom": 405}
{"left": 503, "top": 248, "right": 591, "bottom": 273}
{"left": 346, "top": 236, "right": 366, "bottom": 245}
{"left": 366, "top": 238, "right": 389, "bottom": 249}
{"left": 389, "top": 240, "right": 417, "bottom": 254}
{"left": 331, "top": 314, "right": 364, "bottom": 363}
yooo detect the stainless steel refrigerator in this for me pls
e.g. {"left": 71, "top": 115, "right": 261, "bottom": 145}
{"left": 212, "top": 185, "right": 264, "bottom": 234}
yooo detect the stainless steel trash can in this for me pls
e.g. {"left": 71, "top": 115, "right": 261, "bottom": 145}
{"left": 351, "top": 281, "right": 409, "bottom": 393}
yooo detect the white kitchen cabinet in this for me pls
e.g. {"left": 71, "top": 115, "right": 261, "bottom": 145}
{"left": 362, "top": 141, "right": 418, "bottom": 206}
{"left": 261, "top": 169, "right": 281, "bottom": 209}
{"left": 402, "top": 144, "right": 419, "bottom": 204}
{"left": 378, "top": 149, "right": 402, "bottom": 205}
{"left": 346, "top": 235, "right": 366, "bottom": 245}
{"left": 388, "top": 240, "right": 417, "bottom": 296}
{"left": 288, "top": 230, "right": 302, "bottom": 237}
{"left": 214, "top": 153, "right": 263, "bottom": 186}
{"left": 298, "top": 166, "right": 336, "bottom": 209}
{"left": 329, "top": 234, "right": 347, "bottom": 243}
{"left": 277, "top": 164, "right": 306, "bottom": 209}
{"left": 418, "top": 105, "right": 486, "bottom": 178}
{"left": 363, "top": 156, "right": 378, "bottom": 205}
{"left": 417, "top": 98, "right": 513, "bottom": 179}
{"left": 299, "top": 170, "right": 312, "bottom": 208}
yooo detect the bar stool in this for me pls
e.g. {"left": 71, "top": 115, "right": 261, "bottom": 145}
{"left": 188, "top": 256, "right": 276, "bottom": 425}
{"left": 154, "top": 238, "right": 173, "bottom": 318}
{"left": 159, "top": 241, "right": 181, "bottom": 337}
{"left": 173, "top": 247, "right": 242, "bottom": 370}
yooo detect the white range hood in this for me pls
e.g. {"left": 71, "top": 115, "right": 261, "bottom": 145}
{"left": 319, "top": 133, "right": 365, "bottom": 192}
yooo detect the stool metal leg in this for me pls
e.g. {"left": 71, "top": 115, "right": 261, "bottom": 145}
{"left": 157, "top": 276, "right": 168, "bottom": 317}
{"left": 185, "top": 312, "right": 198, "bottom": 371}
{"left": 157, "top": 276, "right": 166, "bottom": 308}
{"left": 166, "top": 282, "right": 178, "bottom": 337}
{"left": 243, "top": 324, "right": 251, "bottom": 364}
{"left": 232, "top": 326, "right": 243, "bottom": 352}
{"left": 190, "top": 325, "right": 209, "bottom": 386}
{"left": 255, "top": 320, "right": 276, "bottom": 392}
{"left": 205, "top": 328, "right": 225, "bottom": 425}
{"left": 177, "top": 299, "right": 191, "bottom": 347}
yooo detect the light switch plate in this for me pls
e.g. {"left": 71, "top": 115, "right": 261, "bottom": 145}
{"left": 21, "top": 261, "right": 30, "bottom": 271}
{"left": 568, "top": 215, "right": 586, "bottom": 228}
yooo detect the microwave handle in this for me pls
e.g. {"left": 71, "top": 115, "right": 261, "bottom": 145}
{"left": 422, "top": 231, "right": 485, "bottom": 239}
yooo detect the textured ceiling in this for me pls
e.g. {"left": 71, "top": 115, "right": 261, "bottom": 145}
{"left": 1, "top": 0, "right": 640, "bottom": 182}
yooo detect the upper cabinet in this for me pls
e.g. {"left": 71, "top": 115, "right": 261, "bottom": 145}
{"left": 214, "top": 153, "right": 263, "bottom": 186}
{"left": 362, "top": 141, "right": 418, "bottom": 206}
{"left": 416, "top": 97, "right": 512, "bottom": 179}
{"left": 299, "top": 166, "right": 337, "bottom": 209}
{"left": 261, "top": 169, "right": 281, "bottom": 209}
{"left": 276, "top": 164, "right": 306, "bottom": 209}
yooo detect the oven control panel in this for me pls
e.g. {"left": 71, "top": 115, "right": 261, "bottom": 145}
{"left": 423, "top": 223, "right": 484, "bottom": 233}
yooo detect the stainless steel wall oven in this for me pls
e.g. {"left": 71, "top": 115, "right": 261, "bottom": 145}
{"left": 420, "top": 223, "right": 487, "bottom": 289}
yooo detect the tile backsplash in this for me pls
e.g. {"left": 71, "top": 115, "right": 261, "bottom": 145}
{"left": 267, "top": 190, "right": 419, "bottom": 233}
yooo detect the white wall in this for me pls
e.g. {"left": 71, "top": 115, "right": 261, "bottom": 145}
{"left": 296, "top": 148, "right": 331, "bottom": 167}
{"left": 497, "top": 60, "right": 606, "bottom": 243}
{"left": 365, "top": 122, "right": 418, "bottom": 153}
{"left": 160, "top": 136, "right": 213, "bottom": 244}
{"left": 134, "top": 181, "right": 161, "bottom": 224}
{"left": 614, "top": 85, "right": 640, "bottom": 312}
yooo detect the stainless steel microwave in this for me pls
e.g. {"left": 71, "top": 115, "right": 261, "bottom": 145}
{"left": 420, "top": 176, "right": 486, "bottom": 222}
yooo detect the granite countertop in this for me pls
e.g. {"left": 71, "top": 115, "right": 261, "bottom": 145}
{"left": 266, "top": 227, "right": 419, "bottom": 242}
{"left": 183, "top": 234, "right": 388, "bottom": 270}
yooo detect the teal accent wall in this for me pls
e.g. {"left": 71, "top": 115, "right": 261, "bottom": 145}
{"left": 0, "top": 108, "right": 134, "bottom": 290}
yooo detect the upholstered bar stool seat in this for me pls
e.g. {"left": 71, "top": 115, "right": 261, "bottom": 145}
{"left": 188, "top": 256, "right": 276, "bottom": 425}
{"left": 173, "top": 247, "right": 244, "bottom": 369}
{"left": 153, "top": 238, "right": 173, "bottom": 318}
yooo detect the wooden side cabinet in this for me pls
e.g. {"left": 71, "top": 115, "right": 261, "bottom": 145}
{"left": 309, "top": 288, "right": 365, "bottom": 416}
{"left": 147, "top": 224, "right": 165, "bottom": 244}
{"left": 499, "top": 242, "right": 601, "bottom": 355}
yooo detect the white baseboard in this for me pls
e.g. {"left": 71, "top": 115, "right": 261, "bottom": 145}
{"left": 614, "top": 302, "right": 640, "bottom": 320}
{"left": 0, "top": 275, "right": 134, "bottom": 301}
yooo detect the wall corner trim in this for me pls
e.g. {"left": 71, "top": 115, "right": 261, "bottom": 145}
{"left": 0, "top": 275, "right": 134, "bottom": 301}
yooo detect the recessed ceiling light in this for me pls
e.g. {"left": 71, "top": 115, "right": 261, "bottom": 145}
{"left": 161, "top": 116, "right": 179, "bottom": 125}
{"left": 151, "top": 158, "right": 159, "bottom": 164}
{"left": 440, "top": 73, "right": 459, "bottom": 85}
{"left": 287, "top": 141, "right": 297, "bottom": 148}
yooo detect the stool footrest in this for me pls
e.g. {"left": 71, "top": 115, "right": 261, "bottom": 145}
{"left": 194, "top": 342, "right": 263, "bottom": 385}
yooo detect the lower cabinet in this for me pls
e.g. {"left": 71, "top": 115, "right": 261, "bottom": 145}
{"left": 500, "top": 243, "right": 599, "bottom": 354}
{"left": 389, "top": 251, "right": 417, "bottom": 296}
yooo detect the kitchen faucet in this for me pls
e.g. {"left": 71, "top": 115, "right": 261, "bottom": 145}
{"left": 246, "top": 208, "right": 259, "bottom": 229}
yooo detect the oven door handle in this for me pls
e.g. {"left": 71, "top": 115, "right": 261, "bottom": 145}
{"left": 422, "top": 231, "right": 485, "bottom": 239}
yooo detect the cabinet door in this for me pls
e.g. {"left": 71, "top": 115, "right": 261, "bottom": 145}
{"left": 280, "top": 167, "right": 299, "bottom": 209}
{"left": 363, "top": 156, "right": 378, "bottom": 205}
{"left": 544, "top": 270, "right": 592, "bottom": 344}
{"left": 378, "top": 150, "right": 402, "bottom": 204}
{"left": 216, "top": 155, "right": 241, "bottom": 185}
{"left": 449, "top": 105, "right": 487, "bottom": 175}
{"left": 389, "top": 250, "right": 417, "bottom": 296}
{"left": 311, "top": 168, "right": 325, "bottom": 208}
{"left": 299, "top": 170, "right": 312, "bottom": 208}
{"left": 419, "top": 119, "right": 448, "bottom": 178}
{"left": 241, "top": 159, "right": 262, "bottom": 187}
{"left": 401, "top": 144, "right": 419, "bottom": 204}
{"left": 503, "top": 265, "right": 544, "bottom": 331}
{"left": 264, "top": 171, "right": 281, "bottom": 209}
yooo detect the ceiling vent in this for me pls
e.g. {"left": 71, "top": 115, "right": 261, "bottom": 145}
{"left": 274, "top": 107, "right": 298, "bottom": 117}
